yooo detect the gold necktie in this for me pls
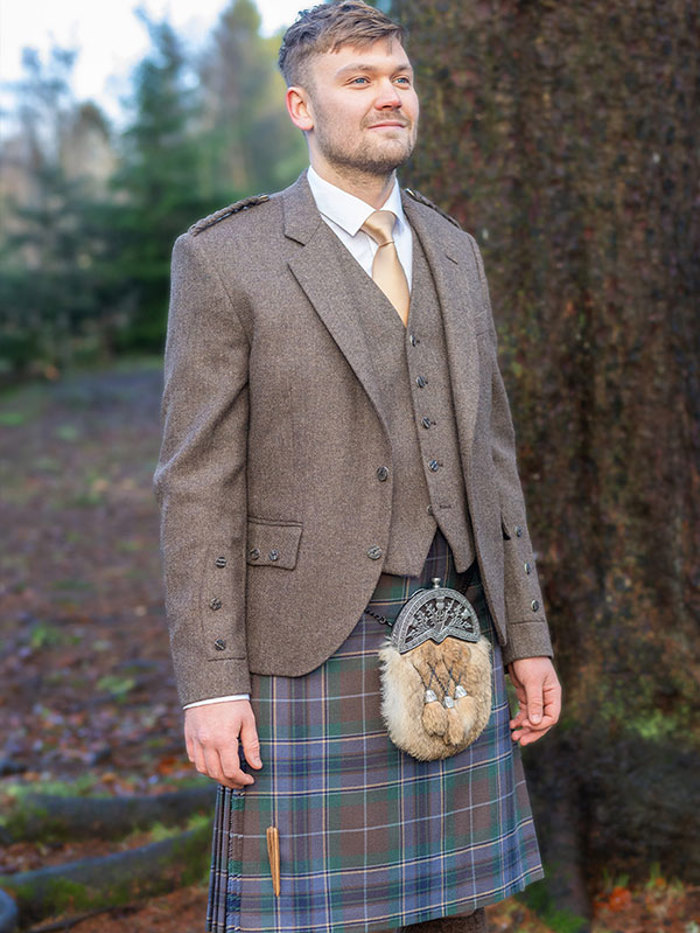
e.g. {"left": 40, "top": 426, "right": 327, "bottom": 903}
{"left": 361, "top": 210, "right": 410, "bottom": 326}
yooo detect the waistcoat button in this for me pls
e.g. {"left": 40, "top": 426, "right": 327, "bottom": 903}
{"left": 416, "top": 375, "right": 427, "bottom": 388}
{"left": 429, "top": 459, "right": 440, "bottom": 472}
{"left": 421, "top": 416, "right": 432, "bottom": 429}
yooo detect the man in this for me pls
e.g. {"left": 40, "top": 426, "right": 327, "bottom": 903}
{"left": 155, "top": 3, "right": 561, "bottom": 932}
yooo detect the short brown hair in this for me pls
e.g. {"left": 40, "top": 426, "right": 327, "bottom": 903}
{"left": 278, "top": 1, "right": 406, "bottom": 88}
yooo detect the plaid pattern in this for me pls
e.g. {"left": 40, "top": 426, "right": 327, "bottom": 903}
{"left": 207, "top": 533, "right": 543, "bottom": 933}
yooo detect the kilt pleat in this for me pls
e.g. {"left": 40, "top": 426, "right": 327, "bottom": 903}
{"left": 207, "top": 533, "right": 543, "bottom": 933}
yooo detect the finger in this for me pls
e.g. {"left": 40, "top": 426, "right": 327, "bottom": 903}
{"left": 543, "top": 684, "right": 562, "bottom": 725}
{"left": 219, "top": 744, "right": 255, "bottom": 787}
{"left": 512, "top": 713, "right": 557, "bottom": 745}
{"left": 204, "top": 746, "right": 254, "bottom": 789}
{"left": 240, "top": 716, "right": 263, "bottom": 770}
{"left": 523, "top": 679, "right": 544, "bottom": 726}
{"left": 516, "top": 722, "right": 554, "bottom": 746}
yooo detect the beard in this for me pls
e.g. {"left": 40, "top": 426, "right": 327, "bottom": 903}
{"left": 314, "top": 115, "right": 417, "bottom": 178}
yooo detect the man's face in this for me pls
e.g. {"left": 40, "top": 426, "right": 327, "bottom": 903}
{"left": 299, "top": 38, "right": 419, "bottom": 180}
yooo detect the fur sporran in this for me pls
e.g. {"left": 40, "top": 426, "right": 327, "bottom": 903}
{"left": 378, "top": 579, "right": 492, "bottom": 761}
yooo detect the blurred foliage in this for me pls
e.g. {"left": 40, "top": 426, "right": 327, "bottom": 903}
{"left": 393, "top": 0, "right": 699, "bottom": 885}
{"left": 0, "top": 0, "right": 306, "bottom": 377}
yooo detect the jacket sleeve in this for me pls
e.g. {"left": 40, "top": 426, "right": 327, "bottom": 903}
{"left": 154, "top": 231, "right": 252, "bottom": 706}
{"left": 469, "top": 235, "right": 554, "bottom": 665}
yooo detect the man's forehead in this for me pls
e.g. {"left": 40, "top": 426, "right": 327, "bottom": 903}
{"left": 315, "top": 38, "right": 412, "bottom": 73}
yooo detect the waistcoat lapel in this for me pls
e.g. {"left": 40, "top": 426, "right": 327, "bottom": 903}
{"left": 401, "top": 194, "right": 481, "bottom": 465}
{"left": 283, "top": 174, "right": 387, "bottom": 433}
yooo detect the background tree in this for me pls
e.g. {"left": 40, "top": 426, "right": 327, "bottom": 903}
{"left": 0, "top": 48, "right": 112, "bottom": 376}
{"left": 105, "top": 14, "right": 225, "bottom": 353}
{"left": 198, "top": 0, "right": 307, "bottom": 196}
{"left": 393, "top": 0, "right": 699, "bottom": 916}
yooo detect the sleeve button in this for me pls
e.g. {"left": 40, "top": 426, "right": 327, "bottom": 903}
{"left": 268, "top": 549, "right": 279, "bottom": 561}
{"left": 249, "top": 547, "right": 260, "bottom": 560}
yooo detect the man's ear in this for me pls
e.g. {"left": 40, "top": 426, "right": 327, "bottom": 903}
{"left": 286, "top": 86, "right": 314, "bottom": 132}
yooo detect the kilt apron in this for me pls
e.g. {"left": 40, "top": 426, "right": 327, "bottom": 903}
{"left": 207, "top": 533, "right": 543, "bottom": 933}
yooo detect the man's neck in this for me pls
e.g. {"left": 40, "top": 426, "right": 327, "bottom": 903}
{"left": 309, "top": 161, "right": 397, "bottom": 209}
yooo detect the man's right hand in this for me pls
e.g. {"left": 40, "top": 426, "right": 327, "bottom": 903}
{"left": 184, "top": 699, "right": 262, "bottom": 789}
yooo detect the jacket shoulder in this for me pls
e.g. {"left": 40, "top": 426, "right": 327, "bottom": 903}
{"left": 188, "top": 194, "right": 271, "bottom": 237}
{"left": 403, "top": 187, "right": 462, "bottom": 230}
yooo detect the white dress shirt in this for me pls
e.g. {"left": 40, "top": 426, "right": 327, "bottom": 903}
{"left": 307, "top": 165, "right": 413, "bottom": 288}
{"left": 184, "top": 167, "right": 413, "bottom": 711}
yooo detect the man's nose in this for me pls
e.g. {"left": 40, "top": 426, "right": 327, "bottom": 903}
{"left": 375, "top": 80, "right": 402, "bottom": 109}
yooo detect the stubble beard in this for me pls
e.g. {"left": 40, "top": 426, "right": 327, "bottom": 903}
{"left": 315, "top": 119, "right": 417, "bottom": 181}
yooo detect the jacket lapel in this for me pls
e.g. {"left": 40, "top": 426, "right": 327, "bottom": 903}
{"left": 402, "top": 194, "right": 481, "bottom": 465}
{"left": 284, "top": 174, "right": 388, "bottom": 431}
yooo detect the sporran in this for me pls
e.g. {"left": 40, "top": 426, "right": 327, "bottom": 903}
{"left": 378, "top": 578, "right": 492, "bottom": 760}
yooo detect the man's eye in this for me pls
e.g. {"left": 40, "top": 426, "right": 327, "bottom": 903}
{"left": 350, "top": 76, "right": 370, "bottom": 85}
{"left": 395, "top": 76, "right": 411, "bottom": 86}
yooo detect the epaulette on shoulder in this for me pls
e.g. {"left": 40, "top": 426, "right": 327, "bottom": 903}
{"left": 404, "top": 188, "right": 462, "bottom": 230}
{"left": 189, "top": 194, "right": 270, "bottom": 236}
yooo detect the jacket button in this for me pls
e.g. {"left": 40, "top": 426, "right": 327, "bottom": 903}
{"left": 429, "top": 459, "right": 440, "bottom": 472}
{"left": 268, "top": 549, "right": 279, "bottom": 561}
{"left": 409, "top": 333, "right": 420, "bottom": 346}
{"left": 531, "top": 599, "right": 540, "bottom": 612}
{"left": 214, "top": 638, "right": 226, "bottom": 651}
{"left": 515, "top": 525, "right": 523, "bottom": 537}
{"left": 215, "top": 556, "right": 227, "bottom": 568}
{"left": 249, "top": 547, "right": 260, "bottom": 560}
{"left": 416, "top": 375, "right": 427, "bottom": 388}
{"left": 376, "top": 466, "right": 389, "bottom": 482}
{"left": 524, "top": 561, "right": 532, "bottom": 575}
{"left": 209, "top": 597, "right": 222, "bottom": 611}
{"left": 367, "top": 545, "right": 383, "bottom": 560}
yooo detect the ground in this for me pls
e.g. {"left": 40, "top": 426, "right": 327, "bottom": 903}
{"left": 0, "top": 364, "right": 697, "bottom": 932}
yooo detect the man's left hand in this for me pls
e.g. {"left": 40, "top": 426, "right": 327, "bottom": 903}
{"left": 508, "top": 656, "right": 561, "bottom": 746}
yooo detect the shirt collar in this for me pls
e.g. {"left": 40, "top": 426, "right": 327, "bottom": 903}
{"left": 307, "top": 165, "right": 407, "bottom": 238}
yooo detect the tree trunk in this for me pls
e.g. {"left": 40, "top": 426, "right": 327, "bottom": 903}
{"left": 3, "top": 786, "right": 215, "bottom": 843}
{"left": 394, "top": 0, "right": 700, "bottom": 889}
{"left": 0, "top": 824, "right": 210, "bottom": 929}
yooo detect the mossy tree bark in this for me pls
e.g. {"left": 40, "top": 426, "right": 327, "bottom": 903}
{"left": 393, "top": 0, "right": 700, "bottom": 892}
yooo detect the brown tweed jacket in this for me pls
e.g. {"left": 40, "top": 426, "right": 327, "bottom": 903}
{"left": 154, "top": 172, "right": 553, "bottom": 707}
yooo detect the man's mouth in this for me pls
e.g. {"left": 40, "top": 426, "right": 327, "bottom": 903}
{"left": 366, "top": 120, "right": 409, "bottom": 129}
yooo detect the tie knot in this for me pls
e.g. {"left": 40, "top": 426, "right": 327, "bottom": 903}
{"left": 362, "top": 210, "right": 397, "bottom": 247}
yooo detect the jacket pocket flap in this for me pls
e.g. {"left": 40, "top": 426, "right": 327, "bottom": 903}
{"left": 246, "top": 519, "right": 302, "bottom": 569}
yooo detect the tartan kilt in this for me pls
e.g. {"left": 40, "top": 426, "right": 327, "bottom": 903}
{"left": 207, "top": 532, "right": 543, "bottom": 933}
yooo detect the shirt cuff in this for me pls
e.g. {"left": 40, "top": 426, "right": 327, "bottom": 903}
{"left": 183, "top": 694, "right": 250, "bottom": 710}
